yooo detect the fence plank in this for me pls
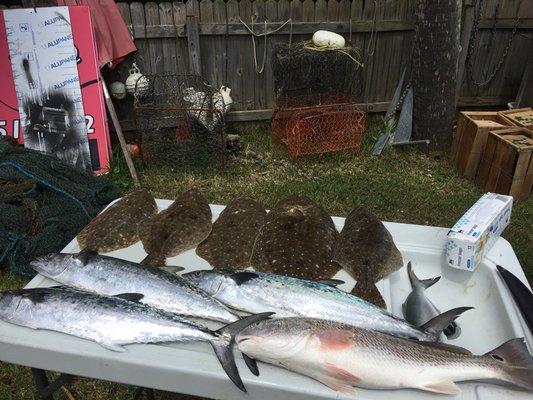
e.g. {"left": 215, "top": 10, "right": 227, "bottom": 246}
{"left": 145, "top": 2, "right": 163, "bottom": 74}
{"left": 187, "top": 0, "right": 202, "bottom": 75}
{"left": 199, "top": 0, "right": 216, "bottom": 86}
{"left": 226, "top": 0, "right": 243, "bottom": 108}
{"left": 172, "top": 1, "right": 189, "bottom": 74}
{"left": 239, "top": 0, "right": 255, "bottom": 110}
{"left": 130, "top": 2, "right": 151, "bottom": 74}
{"left": 158, "top": 2, "right": 178, "bottom": 74}
{"left": 327, "top": 0, "right": 340, "bottom": 21}
{"left": 252, "top": 0, "right": 268, "bottom": 109}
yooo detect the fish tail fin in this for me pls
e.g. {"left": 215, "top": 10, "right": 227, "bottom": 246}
{"left": 351, "top": 279, "right": 386, "bottom": 309}
{"left": 407, "top": 262, "right": 440, "bottom": 289}
{"left": 140, "top": 252, "right": 165, "bottom": 267}
{"left": 420, "top": 306, "right": 473, "bottom": 340}
{"left": 211, "top": 312, "right": 274, "bottom": 392}
{"left": 485, "top": 338, "right": 533, "bottom": 392}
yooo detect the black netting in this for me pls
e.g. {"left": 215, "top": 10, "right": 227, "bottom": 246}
{"left": 0, "top": 139, "right": 119, "bottom": 276}
{"left": 272, "top": 42, "right": 364, "bottom": 99}
{"left": 134, "top": 74, "right": 227, "bottom": 170}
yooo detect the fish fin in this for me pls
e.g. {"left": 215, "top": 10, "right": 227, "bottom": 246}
{"left": 400, "top": 338, "right": 472, "bottom": 355}
{"left": 317, "top": 376, "right": 357, "bottom": 394}
{"left": 229, "top": 271, "right": 259, "bottom": 286}
{"left": 243, "top": 354, "right": 260, "bottom": 376}
{"left": 140, "top": 252, "right": 166, "bottom": 267}
{"left": 420, "top": 381, "right": 461, "bottom": 395}
{"left": 351, "top": 281, "right": 386, "bottom": 309}
{"left": 113, "top": 293, "right": 144, "bottom": 302}
{"left": 98, "top": 342, "right": 127, "bottom": 352}
{"left": 407, "top": 262, "right": 440, "bottom": 289}
{"left": 484, "top": 338, "right": 533, "bottom": 368}
{"left": 324, "top": 362, "right": 361, "bottom": 384}
{"left": 75, "top": 250, "right": 98, "bottom": 265}
{"left": 159, "top": 266, "right": 185, "bottom": 274}
{"left": 212, "top": 312, "right": 274, "bottom": 392}
{"left": 316, "top": 279, "right": 345, "bottom": 287}
{"left": 420, "top": 306, "right": 473, "bottom": 340}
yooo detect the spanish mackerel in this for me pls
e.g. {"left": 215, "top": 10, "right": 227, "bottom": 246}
{"left": 0, "top": 287, "right": 272, "bottom": 392}
{"left": 183, "top": 269, "right": 471, "bottom": 341}
{"left": 30, "top": 251, "right": 239, "bottom": 323}
{"left": 236, "top": 317, "right": 533, "bottom": 395}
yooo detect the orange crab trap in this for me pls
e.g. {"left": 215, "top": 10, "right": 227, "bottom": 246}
{"left": 271, "top": 92, "right": 366, "bottom": 159}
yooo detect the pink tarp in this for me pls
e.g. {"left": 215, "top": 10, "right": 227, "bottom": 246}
{"left": 56, "top": 0, "right": 136, "bottom": 68}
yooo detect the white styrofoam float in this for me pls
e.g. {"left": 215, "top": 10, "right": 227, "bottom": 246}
{"left": 0, "top": 198, "right": 531, "bottom": 400}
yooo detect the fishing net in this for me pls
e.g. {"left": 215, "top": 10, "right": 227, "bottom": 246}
{"left": 271, "top": 92, "right": 366, "bottom": 159}
{"left": 134, "top": 74, "right": 227, "bottom": 170}
{"left": 0, "top": 139, "right": 120, "bottom": 276}
{"left": 272, "top": 41, "right": 364, "bottom": 98}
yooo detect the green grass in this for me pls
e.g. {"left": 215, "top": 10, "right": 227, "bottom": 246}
{"left": 0, "top": 116, "right": 531, "bottom": 399}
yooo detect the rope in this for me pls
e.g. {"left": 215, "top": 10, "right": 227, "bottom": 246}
{"left": 239, "top": 17, "right": 293, "bottom": 74}
{"left": 366, "top": 0, "right": 378, "bottom": 57}
{"left": 302, "top": 41, "right": 364, "bottom": 69}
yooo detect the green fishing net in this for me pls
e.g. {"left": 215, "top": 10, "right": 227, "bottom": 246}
{"left": 0, "top": 139, "right": 120, "bottom": 276}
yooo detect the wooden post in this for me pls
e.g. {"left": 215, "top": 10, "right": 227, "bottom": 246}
{"left": 455, "top": 0, "right": 476, "bottom": 107}
{"left": 412, "top": 0, "right": 460, "bottom": 151}
{"left": 186, "top": 0, "right": 202, "bottom": 75}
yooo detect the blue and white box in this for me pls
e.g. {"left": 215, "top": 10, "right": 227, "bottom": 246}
{"left": 446, "top": 193, "right": 513, "bottom": 271}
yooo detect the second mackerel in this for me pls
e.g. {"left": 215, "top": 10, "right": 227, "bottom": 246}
{"left": 183, "top": 269, "right": 472, "bottom": 341}
{"left": 30, "top": 251, "right": 240, "bottom": 323}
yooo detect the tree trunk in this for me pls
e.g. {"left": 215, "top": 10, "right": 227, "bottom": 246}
{"left": 412, "top": 0, "right": 461, "bottom": 151}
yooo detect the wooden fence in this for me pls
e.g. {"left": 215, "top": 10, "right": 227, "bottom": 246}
{"left": 111, "top": 0, "right": 533, "bottom": 122}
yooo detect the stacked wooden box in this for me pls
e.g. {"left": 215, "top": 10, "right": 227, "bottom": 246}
{"left": 451, "top": 109, "right": 533, "bottom": 200}
{"left": 451, "top": 111, "right": 512, "bottom": 180}
{"left": 475, "top": 127, "right": 533, "bottom": 200}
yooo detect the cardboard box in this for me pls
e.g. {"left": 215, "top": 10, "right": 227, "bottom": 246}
{"left": 446, "top": 193, "right": 513, "bottom": 271}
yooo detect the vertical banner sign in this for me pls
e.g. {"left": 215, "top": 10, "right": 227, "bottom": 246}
{"left": 0, "top": 6, "right": 110, "bottom": 174}
{"left": 3, "top": 7, "right": 92, "bottom": 171}
{"left": 69, "top": 6, "right": 110, "bottom": 173}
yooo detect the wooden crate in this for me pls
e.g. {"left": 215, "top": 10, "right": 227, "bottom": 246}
{"left": 475, "top": 127, "right": 533, "bottom": 200}
{"left": 451, "top": 111, "right": 514, "bottom": 180}
{"left": 498, "top": 108, "right": 533, "bottom": 130}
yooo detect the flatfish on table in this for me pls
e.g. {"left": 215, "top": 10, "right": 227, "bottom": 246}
{"left": 196, "top": 197, "right": 266, "bottom": 268}
{"left": 77, "top": 189, "right": 157, "bottom": 253}
{"left": 250, "top": 195, "right": 339, "bottom": 280}
{"left": 332, "top": 205, "right": 403, "bottom": 308}
{"left": 140, "top": 188, "right": 212, "bottom": 267}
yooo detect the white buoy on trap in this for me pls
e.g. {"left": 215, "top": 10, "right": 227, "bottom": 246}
{"left": 125, "top": 63, "right": 149, "bottom": 96}
{"left": 312, "top": 30, "right": 345, "bottom": 49}
{"left": 109, "top": 81, "right": 126, "bottom": 100}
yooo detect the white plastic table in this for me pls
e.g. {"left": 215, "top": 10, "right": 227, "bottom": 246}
{"left": 1, "top": 199, "right": 531, "bottom": 400}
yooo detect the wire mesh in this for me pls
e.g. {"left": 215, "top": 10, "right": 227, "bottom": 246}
{"left": 133, "top": 74, "right": 226, "bottom": 170}
{"left": 272, "top": 42, "right": 363, "bottom": 99}
{"left": 271, "top": 93, "right": 366, "bottom": 159}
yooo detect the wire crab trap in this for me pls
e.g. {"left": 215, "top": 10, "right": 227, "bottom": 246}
{"left": 133, "top": 74, "right": 227, "bottom": 170}
{"left": 271, "top": 42, "right": 366, "bottom": 159}
{"left": 271, "top": 93, "right": 366, "bottom": 160}
{"left": 272, "top": 42, "right": 363, "bottom": 98}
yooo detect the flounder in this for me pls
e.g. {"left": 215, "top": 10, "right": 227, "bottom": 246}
{"left": 333, "top": 205, "right": 403, "bottom": 308}
{"left": 77, "top": 189, "right": 156, "bottom": 253}
{"left": 140, "top": 188, "right": 212, "bottom": 266}
{"left": 250, "top": 195, "right": 339, "bottom": 279}
{"left": 196, "top": 197, "right": 266, "bottom": 268}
